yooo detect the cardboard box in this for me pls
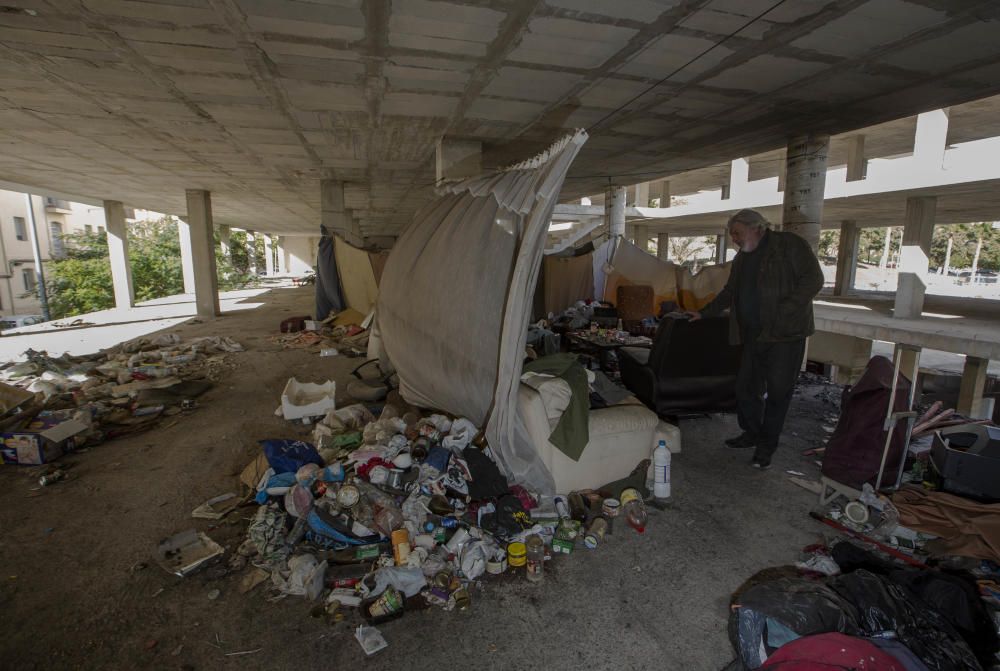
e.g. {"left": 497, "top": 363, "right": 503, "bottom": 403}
{"left": 1, "top": 416, "right": 89, "bottom": 465}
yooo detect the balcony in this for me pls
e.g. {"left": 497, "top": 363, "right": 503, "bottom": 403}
{"left": 44, "top": 197, "right": 72, "bottom": 213}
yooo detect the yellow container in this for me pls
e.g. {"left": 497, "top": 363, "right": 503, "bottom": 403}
{"left": 507, "top": 542, "right": 527, "bottom": 567}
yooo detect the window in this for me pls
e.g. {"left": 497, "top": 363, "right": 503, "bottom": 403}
{"left": 49, "top": 221, "right": 64, "bottom": 258}
{"left": 22, "top": 268, "right": 36, "bottom": 292}
{"left": 13, "top": 217, "right": 26, "bottom": 241}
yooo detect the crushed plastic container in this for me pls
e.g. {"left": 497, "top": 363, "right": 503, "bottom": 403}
{"left": 281, "top": 378, "right": 336, "bottom": 420}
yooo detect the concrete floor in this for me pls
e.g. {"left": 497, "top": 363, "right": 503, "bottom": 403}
{"left": 0, "top": 285, "right": 835, "bottom": 670}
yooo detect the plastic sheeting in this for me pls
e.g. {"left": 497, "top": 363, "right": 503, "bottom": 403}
{"left": 377, "top": 131, "right": 588, "bottom": 494}
{"left": 315, "top": 235, "right": 345, "bottom": 321}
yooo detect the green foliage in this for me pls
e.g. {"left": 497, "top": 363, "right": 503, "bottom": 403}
{"left": 45, "top": 217, "right": 258, "bottom": 319}
{"left": 854, "top": 223, "right": 1000, "bottom": 272}
{"left": 818, "top": 230, "right": 840, "bottom": 259}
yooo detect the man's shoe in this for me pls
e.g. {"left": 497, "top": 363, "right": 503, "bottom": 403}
{"left": 751, "top": 457, "right": 771, "bottom": 470}
{"left": 724, "top": 433, "right": 756, "bottom": 449}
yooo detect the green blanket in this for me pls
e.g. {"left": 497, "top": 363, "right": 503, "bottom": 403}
{"left": 523, "top": 353, "right": 589, "bottom": 461}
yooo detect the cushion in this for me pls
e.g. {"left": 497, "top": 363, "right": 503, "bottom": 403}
{"left": 620, "top": 347, "right": 651, "bottom": 365}
{"left": 520, "top": 373, "right": 572, "bottom": 430}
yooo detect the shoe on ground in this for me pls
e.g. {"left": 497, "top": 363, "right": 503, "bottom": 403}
{"left": 751, "top": 457, "right": 771, "bottom": 470}
{"left": 724, "top": 433, "right": 756, "bottom": 449}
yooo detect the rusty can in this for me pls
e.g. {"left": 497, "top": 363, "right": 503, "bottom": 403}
{"left": 452, "top": 588, "right": 471, "bottom": 610}
{"left": 602, "top": 498, "right": 621, "bottom": 518}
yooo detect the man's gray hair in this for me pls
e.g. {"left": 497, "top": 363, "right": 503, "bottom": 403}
{"left": 728, "top": 209, "right": 770, "bottom": 230}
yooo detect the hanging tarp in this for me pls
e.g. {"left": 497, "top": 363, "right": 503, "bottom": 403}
{"left": 315, "top": 235, "right": 345, "bottom": 321}
{"left": 603, "top": 239, "right": 731, "bottom": 312}
{"left": 377, "top": 130, "right": 587, "bottom": 494}
{"left": 334, "top": 236, "right": 380, "bottom": 315}
{"left": 369, "top": 250, "right": 390, "bottom": 285}
{"left": 543, "top": 253, "right": 595, "bottom": 315}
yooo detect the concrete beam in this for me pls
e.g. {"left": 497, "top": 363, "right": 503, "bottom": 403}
{"left": 320, "top": 179, "right": 360, "bottom": 246}
{"left": 809, "top": 331, "right": 872, "bottom": 385}
{"left": 957, "top": 355, "right": 989, "bottom": 418}
{"left": 833, "top": 219, "right": 860, "bottom": 296}
{"left": 103, "top": 200, "right": 134, "bottom": 310}
{"left": 178, "top": 219, "right": 196, "bottom": 294}
{"left": 894, "top": 196, "right": 936, "bottom": 320}
{"left": 913, "top": 108, "right": 949, "bottom": 168}
{"left": 782, "top": 133, "right": 830, "bottom": 251}
{"left": 184, "top": 189, "right": 220, "bottom": 318}
{"left": 436, "top": 138, "right": 481, "bottom": 183}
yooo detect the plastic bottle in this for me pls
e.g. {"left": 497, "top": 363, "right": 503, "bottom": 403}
{"left": 525, "top": 534, "right": 544, "bottom": 583}
{"left": 620, "top": 487, "right": 647, "bottom": 533}
{"left": 653, "top": 439, "right": 672, "bottom": 502}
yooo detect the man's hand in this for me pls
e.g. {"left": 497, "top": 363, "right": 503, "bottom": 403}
{"left": 683, "top": 310, "right": 702, "bottom": 321}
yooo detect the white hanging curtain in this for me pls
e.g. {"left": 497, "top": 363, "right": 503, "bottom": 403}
{"left": 377, "top": 130, "right": 588, "bottom": 493}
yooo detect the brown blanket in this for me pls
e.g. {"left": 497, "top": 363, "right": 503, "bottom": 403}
{"left": 893, "top": 485, "right": 1000, "bottom": 562}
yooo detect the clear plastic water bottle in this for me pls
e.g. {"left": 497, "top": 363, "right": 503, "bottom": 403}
{"left": 653, "top": 439, "right": 672, "bottom": 502}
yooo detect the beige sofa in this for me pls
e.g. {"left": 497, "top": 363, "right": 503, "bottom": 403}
{"left": 517, "top": 377, "right": 681, "bottom": 494}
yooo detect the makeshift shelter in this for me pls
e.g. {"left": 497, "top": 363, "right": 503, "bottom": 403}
{"left": 315, "top": 235, "right": 389, "bottom": 319}
{"left": 376, "top": 131, "right": 587, "bottom": 494}
{"left": 601, "top": 239, "right": 731, "bottom": 312}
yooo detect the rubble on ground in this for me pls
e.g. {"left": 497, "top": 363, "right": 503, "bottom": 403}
{"left": 0, "top": 333, "right": 243, "bottom": 468}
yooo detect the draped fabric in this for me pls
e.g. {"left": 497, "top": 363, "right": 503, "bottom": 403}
{"left": 603, "top": 239, "right": 732, "bottom": 312}
{"left": 543, "top": 253, "right": 596, "bottom": 315}
{"left": 315, "top": 235, "right": 345, "bottom": 320}
{"left": 377, "top": 130, "right": 588, "bottom": 493}
{"left": 334, "top": 236, "right": 380, "bottom": 315}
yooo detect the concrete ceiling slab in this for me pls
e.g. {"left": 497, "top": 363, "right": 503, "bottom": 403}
{"left": 1, "top": 0, "right": 999, "bottom": 235}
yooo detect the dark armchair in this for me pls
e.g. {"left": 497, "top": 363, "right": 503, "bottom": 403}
{"left": 618, "top": 316, "right": 741, "bottom": 415}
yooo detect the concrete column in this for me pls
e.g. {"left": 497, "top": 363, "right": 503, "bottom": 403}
{"left": 218, "top": 224, "right": 231, "bottom": 259}
{"left": 913, "top": 108, "right": 949, "bottom": 169}
{"left": 184, "top": 189, "right": 221, "bottom": 317}
{"left": 606, "top": 185, "right": 626, "bottom": 245}
{"left": 834, "top": 220, "right": 861, "bottom": 296}
{"left": 275, "top": 236, "right": 286, "bottom": 273}
{"left": 263, "top": 235, "right": 274, "bottom": 276}
{"left": 782, "top": 133, "right": 830, "bottom": 251}
{"left": 321, "top": 179, "right": 360, "bottom": 246}
{"left": 729, "top": 158, "right": 749, "bottom": 200}
{"left": 894, "top": 196, "right": 936, "bottom": 320}
{"left": 634, "top": 182, "right": 650, "bottom": 208}
{"left": 957, "top": 356, "right": 989, "bottom": 418}
{"left": 436, "top": 137, "right": 481, "bottom": 183}
{"left": 103, "top": 200, "right": 134, "bottom": 309}
{"left": 657, "top": 232, "right": 669, "bottom": 261}
{"left": 896, "top": 345, "right": 921, "bottom": 387}
{"left": 846, "top": 135, "right": 866, "bottom": 182}
{"left": 177, "top": 219, "right": 196, "bottom": 294}
{"left": 633, "top": 224, "right": 649, "bottom": 253}
{"left": 625, "top": 223, "right": 635, "bottom": 244}
{"left": 715, "top": 233, "right": 728, "bottom": 263}
{"left": 649, "top": 180, "right": 669, "bottom": 207}
{"left": 245, "top": 231, "right": 257, "bottom": 275}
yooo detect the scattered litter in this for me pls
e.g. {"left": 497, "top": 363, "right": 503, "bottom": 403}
{"left": 207, "top": 589, "right": 221, "bottom": 601}
{"left": 355, "top": 625, "right": 388, "bottom": 656}
{"left": 785, "top": 470, "right": 806, "bottom": 477}
{"left": 192, "top": 493, "right": 240, "bottom": 520}
{"left": 224, "top": 648, "right": 263, "bottom": 657}
{"left": 154, "top": 529, "right": 225, "bottom": 577}
{"left": 280, "top": 378, "right": 336, "bottom": 420}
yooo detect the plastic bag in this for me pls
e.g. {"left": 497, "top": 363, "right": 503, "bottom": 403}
{"left": 260, "top": 439, "right": 323, "bottom": 474}
{"left": 364, "top": 566, "right": 426, "bottom": 598}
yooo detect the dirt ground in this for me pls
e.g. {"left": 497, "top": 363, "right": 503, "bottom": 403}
{"left": 0, "top": 285, "right": 842, "bottom": 670}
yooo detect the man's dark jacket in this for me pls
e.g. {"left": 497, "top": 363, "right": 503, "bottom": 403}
{"left": 701, "top": 229, "right": 824, "bottom": 345}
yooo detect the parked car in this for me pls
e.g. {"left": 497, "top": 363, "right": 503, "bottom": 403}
{"left": 0, "top": 314, "right": 45, "bottom": 331}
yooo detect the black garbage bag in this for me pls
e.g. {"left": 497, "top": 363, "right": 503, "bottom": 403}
{"left": 728, "top": 577, "right": 860, "bottom": 669}
{"left": 832, "top": 541, "right": 999, "bottom": 666}
{"left": 829, "top": 570, "right": 982, "bottom": 671}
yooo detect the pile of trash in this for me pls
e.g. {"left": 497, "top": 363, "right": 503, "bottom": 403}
{"left": 269, "top": 310, "right": 370, "bottom": 358}
{"left": 724, "top": 540, "right": 1000, "bottom": 670}
{"left": 183, "top": 398, "right": 666, "bottom": 656}
{"left": 0, "top": 334, "right": 243, "bottom": 471}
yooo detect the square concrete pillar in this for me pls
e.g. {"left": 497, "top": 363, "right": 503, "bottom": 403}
{"left": 634, "top": 182, "right": 650, "bottom": 208}
{"left": 321, "top": 179, "right": 361, "bottom": 246}
{"left": 715, "top": 233, "right": 728, "bottom": 263}
{"left": 177, "top": 219, "right": 196, "bottom": 294}
{"left": 263, "top": 235, "right": 274, "bottom": 276}
{"left": 633, "top": 224, "right": 649, "bottom": 253}
{"left": 275, "top": 236, "right": 285, "bottom": 273}
{"left": 894, "top": 196, "right": 936, "bottom": 319}
{"left": 913, "top": 108, "right": 949, "bottom": 168}
{"left": 436, "top": 138, "right": 481, "bottom": 183}
{"left": 846, "top": 135, "right": 866, "bottom": 182}
{"left": 245, "top": 231, "right": 257, "bottom": 275}
{"left": 218, "top": 224, "right": 231, "bottom": 259}
{"left": 834, "top": 220, "right": 860, "bottom": 296}
{"left": 184, "top": 189, "right": 220, "bottom": 317}
{"left": 728, "top": 158, "right": 749, "bottom": 200}
{"left": 957, "top": 356, "right": 989, "bottom": 418}
{"left": 103, "top": 200, "right": 134, "bottom": 309}
{"left": 606, "top": 186, "right": 626, "bottom": 241}
{"left": 657, "top": 232, "right": 669, "bottom": 261}
{"left": 648, "top": 180, "right": 669, "bottom": 207}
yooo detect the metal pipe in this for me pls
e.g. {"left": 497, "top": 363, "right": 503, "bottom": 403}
{"left": 22, "top": 193, "right": 51, "bottom": 321}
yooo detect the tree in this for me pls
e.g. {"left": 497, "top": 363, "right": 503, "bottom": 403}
{"left": 45, "top": 217, "right": 256, "bottom": 319}
{"left": 818, "top": 230, "right": 840, "bottom": 259}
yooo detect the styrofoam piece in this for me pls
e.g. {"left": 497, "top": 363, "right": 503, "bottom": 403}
{"left": 281, "top": 378, "right": 336, "bottom": 420}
